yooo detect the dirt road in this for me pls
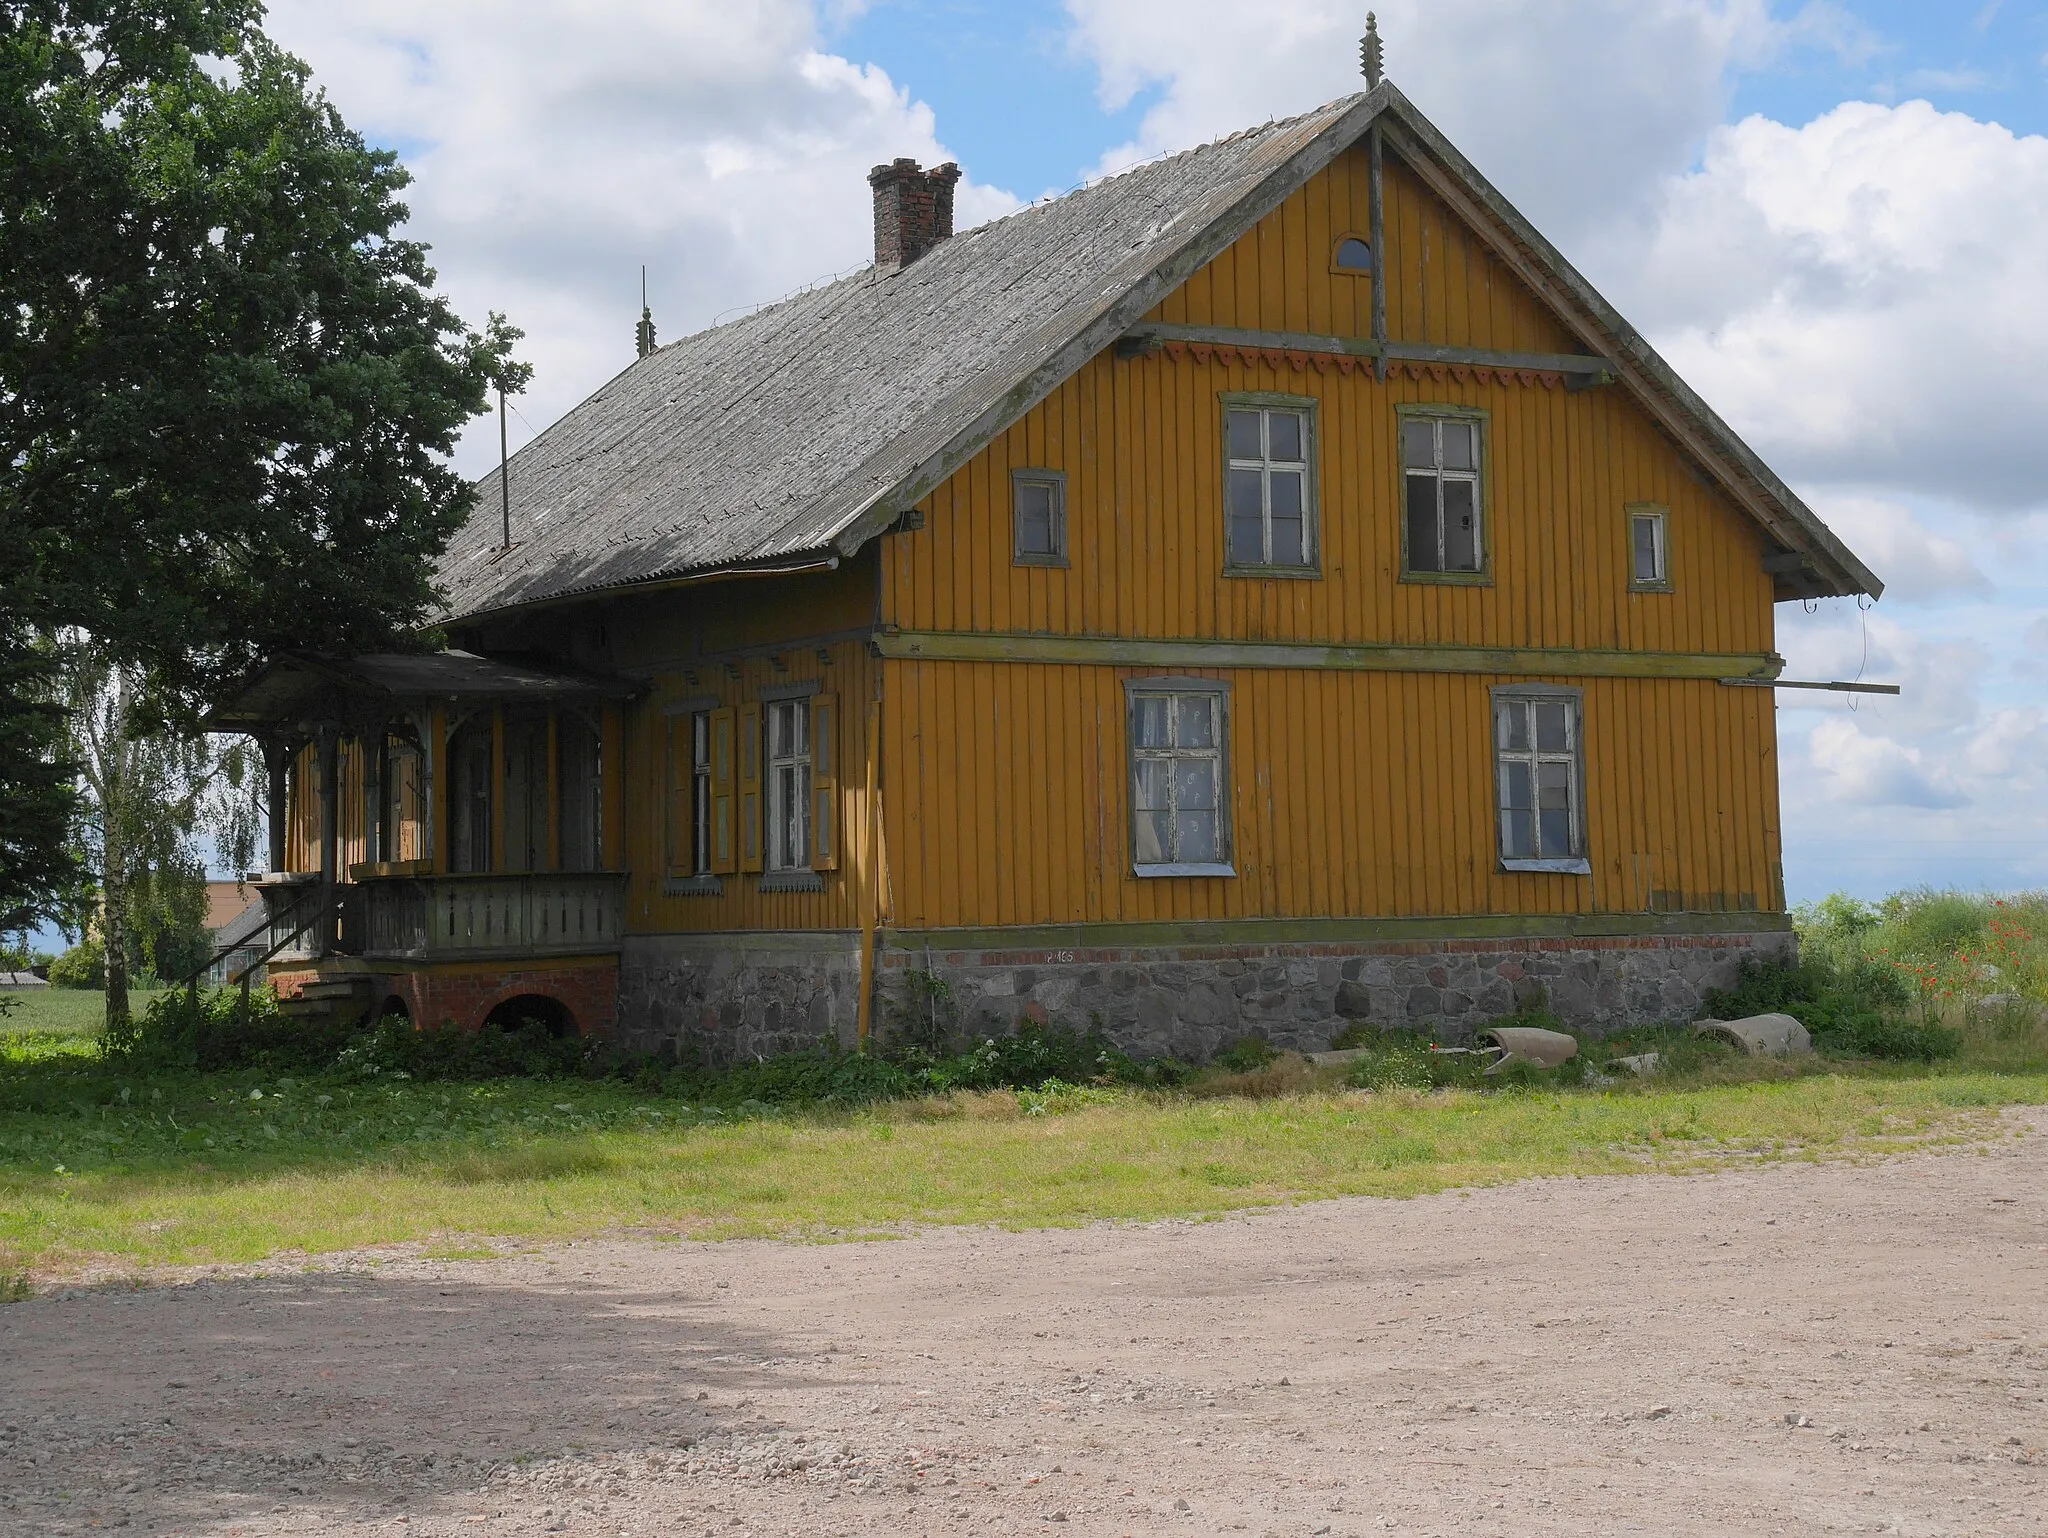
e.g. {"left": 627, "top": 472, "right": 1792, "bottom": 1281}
{"left": 4, "top": 1112, "right": 2045, "bottom": 1537}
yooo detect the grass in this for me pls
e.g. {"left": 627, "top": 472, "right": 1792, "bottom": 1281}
{"left": 2, "top": 1032, "right": 2042, "bottom": 1281}
{"left": 2, "top": 889, "right": 2044, "bottom": 1285}
{"left": 0, "top": 986, "right": 169, "bottom": 1039}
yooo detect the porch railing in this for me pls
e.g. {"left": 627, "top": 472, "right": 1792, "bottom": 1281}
{"left": 355, "top": 873, "right": 627, "bottom": 962}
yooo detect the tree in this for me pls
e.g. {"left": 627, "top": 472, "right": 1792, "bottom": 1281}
{"left": 60, "top": 638, "right": 260, "bottom": 1030}
{"left": 0, "top": 627, "right": 82, "bottom": 937}
{"left": 0, "top": 0, "right": 523, "bottom": 925}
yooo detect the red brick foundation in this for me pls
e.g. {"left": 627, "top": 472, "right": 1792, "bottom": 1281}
{"left": 271, "top": 957, "right": 619, "bottom": 1038}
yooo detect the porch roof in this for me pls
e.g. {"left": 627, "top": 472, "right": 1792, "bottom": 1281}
{"left": 209, "top": 651, "right": 637, "bottom": 731}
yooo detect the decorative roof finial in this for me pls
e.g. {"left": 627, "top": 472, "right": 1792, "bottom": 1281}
{"left": 1360, "top": 11, "right": 1384, "bottom": 88}
{"left": 635, "top": 265, "right": 657, "bottom": 360}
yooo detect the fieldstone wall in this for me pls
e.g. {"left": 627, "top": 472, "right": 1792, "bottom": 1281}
{"left": 878, "top": 930, "right": 1797, "bottom": 1061}
{"left": 617, "top": 932, "right": 861, "bottom": 1065}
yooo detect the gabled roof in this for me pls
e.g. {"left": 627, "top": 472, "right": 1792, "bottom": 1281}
{"left": 438, "top": 84, "right": 1877, "bottom": 623}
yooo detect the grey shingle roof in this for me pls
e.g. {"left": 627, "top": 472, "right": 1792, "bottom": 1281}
{"left": 436, "top": 85, "right": 1875, "bottom": 623}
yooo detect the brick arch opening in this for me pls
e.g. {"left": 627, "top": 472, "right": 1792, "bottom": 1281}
{"left": 380, "top": 994, "right": 410, "bottom": 1023}
{"left": 482, "top": 992, "right": 578, "bottom": 1039}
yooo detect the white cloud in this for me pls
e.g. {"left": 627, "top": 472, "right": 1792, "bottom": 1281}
{"left": 1629, "top": 100, "right": 2048, "bottom": 512}
{"left": 1064, "top": 0, "right": 1778, "bottom": 246}
{"left": 264, "top": 0, "right": 1018, "bottom": 473}
{"left": 1804, "top": 497, "right": 1990, "bottom": 602}
{"left": 1804, "top": 715, "right": 1965, "bottom": 808}
{"left": 2026, "top": 615, "right": 2048, "bottom": 652}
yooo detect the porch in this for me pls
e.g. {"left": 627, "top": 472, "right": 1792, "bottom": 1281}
{"left": 213, "top": 651, "right": 639, "bottom": 1033}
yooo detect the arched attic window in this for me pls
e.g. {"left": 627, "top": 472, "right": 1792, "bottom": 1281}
{"left": 1334, "top": 236, "right": 1374, "bottom": 273}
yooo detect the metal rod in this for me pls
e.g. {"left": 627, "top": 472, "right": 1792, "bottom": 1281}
{"left": 1717, "top": 678, "right": 1901, "bottom": 694}
{"left": 498, "top": 386, "right": 510, "bottom": 549}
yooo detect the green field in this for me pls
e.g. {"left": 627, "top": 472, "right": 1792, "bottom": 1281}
{"left": 0, "top": 987, "right": 169, "bottom": 1038}
{"left": 3, "top": 889, "right": 2044, "bottom": 1285}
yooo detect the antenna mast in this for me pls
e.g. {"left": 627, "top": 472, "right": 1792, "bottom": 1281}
{"left": 636, "top": 265, "right": 658, "bottom": 359}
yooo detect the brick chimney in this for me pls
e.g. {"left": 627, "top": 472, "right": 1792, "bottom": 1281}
{"left": 867, "top": 158, "right": 963, "bottom": 270}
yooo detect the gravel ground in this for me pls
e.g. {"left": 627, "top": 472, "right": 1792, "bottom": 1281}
{"left": 2, "top": 1109, "right": 2045, "bottom": 1538}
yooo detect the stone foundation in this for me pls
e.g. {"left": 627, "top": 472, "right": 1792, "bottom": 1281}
{"left": 879, "top": 927, "right": 1797, "bottom": 1061}
{"left": 616, "top": 931, "right": 861, "bottom": 1064}
{"left": 611, "top": 922, "right": 1796, "bottom": 1065}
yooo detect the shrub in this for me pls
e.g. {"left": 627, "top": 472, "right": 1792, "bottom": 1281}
{"left": 336, "top": 1014, "right": 602, "bottom": 1083}
{"left": 1211, "top": 1035, "right": 1279, "bottom": 1072}
{"left": 103, "top": 984, "right": 357, "bottom": 1071}
{"left": 47, "top": 938, "right": 104, "bottom": 989}
{"left": 1700, "top": 957, "right": 1957, "bottom": 1063}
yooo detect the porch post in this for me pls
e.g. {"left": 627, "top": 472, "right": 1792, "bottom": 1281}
{"left": 318, "top": 727, "right": 340, "bottom": 955}
{"left": 546, "top": 711, "right": 561, "bottom": 871}
{"left": 265, "top": 741, "right": 289, "bottom": 873}
{"left": 490, "top": 706, "right": 506, "bottom": 873}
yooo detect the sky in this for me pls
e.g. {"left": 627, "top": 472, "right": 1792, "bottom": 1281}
{"left": 230, "top": 0, "right": 2047, "bottom": 910}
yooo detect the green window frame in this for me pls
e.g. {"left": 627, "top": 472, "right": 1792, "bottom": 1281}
{"left": 1398, "top": 403, "right": 1491, "bottom": 584}
{"left": 1222, "top": 393, "right": 1319, "bottom": 577}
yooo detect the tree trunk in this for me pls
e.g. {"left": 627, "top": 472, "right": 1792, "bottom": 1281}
{"left": 101, "top": 675, "right": 132, "bottom": 1035}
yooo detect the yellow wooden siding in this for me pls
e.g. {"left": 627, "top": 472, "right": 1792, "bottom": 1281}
{"left": 878, "top": 145, "right": 1774, "bottom": 660}
{"left": 884, "top": 659, "right": 1781, "bottom": 929}
{"left": 622, "top": 636, "right": 881, "bottom": 935}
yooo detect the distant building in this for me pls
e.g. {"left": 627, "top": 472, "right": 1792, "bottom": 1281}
{"left": 203, "top": 880, "right": 269, "bottom": 987}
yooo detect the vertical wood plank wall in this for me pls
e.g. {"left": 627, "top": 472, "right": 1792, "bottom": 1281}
{"left": 884, "top": 662, "right": 1780, "bottom": 928}
{"left": 876, "top": 139, "right": 1786, "bottom": 930}
{"left": 604, "top": 555, "right": 883, "bottom": 937}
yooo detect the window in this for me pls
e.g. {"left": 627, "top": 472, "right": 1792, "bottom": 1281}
{"left": 1224, "top": 398, "right": 1316, "bottom": 572}
{"left": 557, "top": 712, "right": 601, "bottom": 872}
{"left": 690, "top": 712, "right": 713, "bottom": 876}
{"left": 1493, "top": 689, "right": 1588, "bottom": 874}
{"left": 665, "top": 704, "right": 727, "bottom": 889}
{"left": 1333, "top": 236, "right": 1374, "bottom": 273}
{"left": 1402, "top": 410, "right": 1486, "bottom": 576}
{"left": 1628, "top": 504, "right": 1669, "bottom": 590}
{"left": 1013, "top": 469, "right": 1067, "bottom": 566}
{"left": 766, "top": 698, "right": 811, "bottom": 872}
{"left": 447, "top": 715, "right": 493, "bottom": 873}
{"left": 1129, "top": 684, "right": 1231, "bottom": 876}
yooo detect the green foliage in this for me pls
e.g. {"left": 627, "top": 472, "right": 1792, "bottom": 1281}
{"left": 335, "top": 1017, "right": 602, "bottom": 1083}
{"left": 47, "top": 938, "right": 103, "bottom": 989}
{"left": 669, "top": 1044, "right": 915, "bottom": 1110}
{"left": 1700, "top": 957, "right": 1957, "bottom": 1063}
{"left": 1211, "top": 1035, "right": 1279, "bottom": 1072}
{"left": 1, "top": 1, "right": 525, "bottom": 935}
{"left": 103, "top": 982, "right": 343, "bottom": 1071}
{"left": 883, "top": 969, "right": 959, "bottom": 1056}
{"left": 915, "top": 1019, "right": 1133, "bottom": 1093}
{"left": 1, "top": 3, "right": 526, "bottom": 709}
{"left": 0, "top": 627, "right": 83, "bottom": 934}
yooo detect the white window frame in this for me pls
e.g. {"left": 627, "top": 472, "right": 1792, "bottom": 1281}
{"left": 1222, "top": 394, "right": 1318, "bottom": 575}
{"left": 765, "top": 697, "right": 811, "bottom": 873}
{"left": 1012, "top": 468, "right": 1068, "bottom": 567}
{"left": 1628, "top": 503, "right": 1670, "bottom": 591}
{"left": 1400, "top": 405, "right": 1489, "bottom": 580}
{"left": 1126, "top": 679, "right": 1234, "bottom": 878}
{"left": 1491, "top": 686, "right": 1590, "bottom": 875}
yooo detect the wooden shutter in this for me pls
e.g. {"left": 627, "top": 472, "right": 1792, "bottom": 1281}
{"left": 709, "top": 707, "right": 737, "bottom": 876}
{"left": 664, "top": 714, "right": 690, "bottom": 878}
{"left": 736, "top": 701, "right": 763, "bottom": 873}
{"left": 810, "top": 692, "right": 838, "bottom": 871}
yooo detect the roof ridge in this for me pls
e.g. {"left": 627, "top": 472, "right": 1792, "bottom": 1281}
{"left": 627, "top": 94, "right": 1367, "bottom": 363}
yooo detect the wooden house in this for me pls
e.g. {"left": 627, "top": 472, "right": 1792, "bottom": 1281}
{"left": 218, "top": 71, "right": 1879, "bottom": 1061}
